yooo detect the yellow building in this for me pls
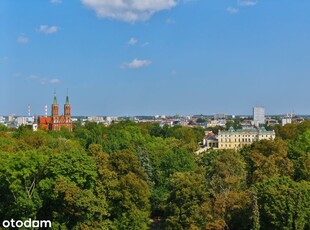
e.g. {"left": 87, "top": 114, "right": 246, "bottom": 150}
{"left": 217, "top": 127, "right": 275, "bottom": 149}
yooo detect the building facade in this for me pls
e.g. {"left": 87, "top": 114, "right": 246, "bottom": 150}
{"left": 218, "top": 127, "right": 275, "bottom": 149}
{"left": 203, "top": 127, "right": 276, "bottom": 150}
{"left": 37, "top": 94, "right": 72, "bottom": 131}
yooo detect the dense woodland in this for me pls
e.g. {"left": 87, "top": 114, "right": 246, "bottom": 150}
{"left": 0, "top": 121, "right": 309, "bottom": 229}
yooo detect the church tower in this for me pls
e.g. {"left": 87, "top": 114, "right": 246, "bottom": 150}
{"left": 37, "top": 92, "right": 73, "bottom": 132}
{"left": 64, "top": 94, "right": 72, "bottom": 131}
{"left": 51, "top": 93, "right": 59, "bottom": 130}
{"left": 64, "top": 95, "right": 71, "bottom": 116}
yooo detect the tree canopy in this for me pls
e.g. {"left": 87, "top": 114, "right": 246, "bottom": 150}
{"left": 0, "top": 120, "right": 309, "bottom": 229}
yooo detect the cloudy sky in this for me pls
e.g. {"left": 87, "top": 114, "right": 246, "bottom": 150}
{"left": 1, "top": 0, "right": 310, "bottom": 116}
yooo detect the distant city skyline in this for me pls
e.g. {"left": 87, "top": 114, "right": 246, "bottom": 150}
{"left": 1, "top": 0, "right": 310, "bottom": 116}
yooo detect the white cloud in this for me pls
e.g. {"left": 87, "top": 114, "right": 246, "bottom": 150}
{"left": 122, "top": 59, "right": 151, "bottom": 69}
{"left": 17, "top": 36, "right": 29, "bottom": 44}
{"left": 128, "top": 37, "right": 138, "bottom": 45}
{"left": 238, "top": 0, "right": 257, "bottom": 6}
{"left": 51, "top": 0, "right": 62, "bottom": 4}
{"left": 49, "top": 79, "right": 61, "bottom": 84}
{"left": 81, "top": 0, "right": 178, "bottom": 23}
{"left": 37, "top": 25, "right": 59, "bottom": 34}
{"left": 27, "top": 75, "right": 60, "bottom": 84}
{"left": 141, "top": 42, "right": 150, "bottom": 47}
{"left": 227, "top": 7, "right": 239, "bottom": 14}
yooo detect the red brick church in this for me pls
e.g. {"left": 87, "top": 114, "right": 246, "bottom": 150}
{"left": 37, "top": 94, "right": 73, "bottom": 131}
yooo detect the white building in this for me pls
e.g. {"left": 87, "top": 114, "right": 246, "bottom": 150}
{"left": 106, "top": 116, "right": 118, "bottom": 124}
{"left": 16, "top": 116, "right": 34, "bottom": 126}
{"left": 206, "top": 119, "right": 226, "bottom": 128}
{"left": 282, "top": 118, "right": 292, "bottom": 126}
{"left": 253, "top": 106, "right": 265, "bottom": 126}
{"left": 87, "top": 116, "right": 105, "bottom": 123}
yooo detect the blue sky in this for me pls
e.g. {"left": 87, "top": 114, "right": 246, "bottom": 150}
{"left": 1, "top": 0, "right": 310, "bottom": 116}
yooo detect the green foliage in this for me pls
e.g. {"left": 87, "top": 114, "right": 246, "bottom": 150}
{"left": 200, "top": 150, "right": 249, "bottom": 229}
{"left": 196, "top": 117, "right": 207, "bottom": 123}
{"left": 211, "top": 153, "right": 246, "bottom": 193}
{"left": 0, "top": 124, "right": 8, "bottom": 131}
{"left": 245, "top": 139, "right": 294, "bottom": 184}
{"left": 273, "top": 121, "right": 310, "bottom": 140}
{"left": 205, "top": 126, "right": 225, "bottom": 135}
{"left": 288, "top": 130, "right": 310, "bottom": 181}
{"left": 0, "top": 150, "right": 48, "bottom": 220}
{"left": 0, "top": 120, "right": 309, "bottom": 229}
{"left": 38, "top": 148, "right": 99, "bottom": 228}
{"left": 165, "top": 170, "right": 209, "bottom": 230}
{"left": 101, "top": 121, "right": 148, "bottom": 153}
{"left": 107, "top": 151, "right": 151, "bottom": 229}
{"left": 255, "top": 177, "right": 310, "bottom": 230}
{"left": 160, "top": 148, "right": 196, "bottom": 179}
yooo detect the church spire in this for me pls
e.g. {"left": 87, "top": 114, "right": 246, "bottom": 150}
{"left": 65, "top": 95, "right": 69, "bottom": 104}
{"left": 53, "top": 90, "right": 58, "bottom": 105}
{"left": 65, "top": 88, "right": 70, "bottom": 104}
{"left": 64, "top": 89, "right": 71, "bottom": 117}
{"left": 52, "top": 90, "right": 59, "bottom": 117}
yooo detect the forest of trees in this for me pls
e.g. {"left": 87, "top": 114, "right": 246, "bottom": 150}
{"left": 0, "top": 121, "right": 309, "bottom": 229}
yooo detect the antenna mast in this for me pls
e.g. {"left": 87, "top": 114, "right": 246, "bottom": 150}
{"left": 45, "top": 104, "right": 48, "bottom": 117}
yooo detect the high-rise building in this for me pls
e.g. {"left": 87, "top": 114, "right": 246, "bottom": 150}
{"left": 214, "top": 113, "right": 226, "bottom": 120}
{"left": 253, "top": 106, "right": 265, "bottom": 126}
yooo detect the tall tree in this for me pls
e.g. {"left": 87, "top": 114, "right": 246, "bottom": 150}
{"left": 288, "top": 130, "right": 310, "bottom": 181}
{"left": 164, "top": 170, "right": 209, "bottom": 230}
{"left": 255, "top": 177, "right": 310, "bottom": 230}
{"left": 0, "top": 150, "right": 48, "bottom": 220}
{"left": 246, "top": 139, "right": 293, "bottom": 184}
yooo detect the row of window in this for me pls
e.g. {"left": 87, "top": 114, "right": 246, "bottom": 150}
{"left": 221, "top": 134, "right": 257, "bottom": 138}
{"left": 219, "top": 143, "right": 250, "bottom": 148}
{"left": 220, "top": 134, "right": 273, "bottom": 139}
{"left": 219, "top": 138, "right": 256, "bottom": 142}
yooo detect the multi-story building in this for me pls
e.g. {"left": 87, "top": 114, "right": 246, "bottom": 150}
{"left": 282, "top": 118, "right": 292, "bottom": 126}
{"left": 16, "top": 116, "right": 34, "bottom": 126}
{"left": 218, "top": 127, "right": 275, "bottom": 149}
{"left": 8, "top": 115, "right": 14, "bottom": 122}
{"left": 203, "top": 127, "right": 275, "bottom": 150}
{"left": 87, "top": 116, "right": 105, "bottom": 123}
{"left": 207, "top": 119, "right": 226, "bottom": 127}
{"left": 253, "top": 106, "right": 265, "bottom": 126}
{"left": 37, "top": 94, "right": 72, "bottom": 131}
{"left": 0, "top": 116, "right": 5, "bottom": 124}
{"left": 214, "top": 114, "right": 226, "bottom": 120}
{"left": 266, "top": 118, "right": 279, "bottom": 126}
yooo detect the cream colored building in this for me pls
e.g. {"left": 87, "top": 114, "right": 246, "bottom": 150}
{"left": 217, "top": 127, "right": 275, "bottom": 149}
